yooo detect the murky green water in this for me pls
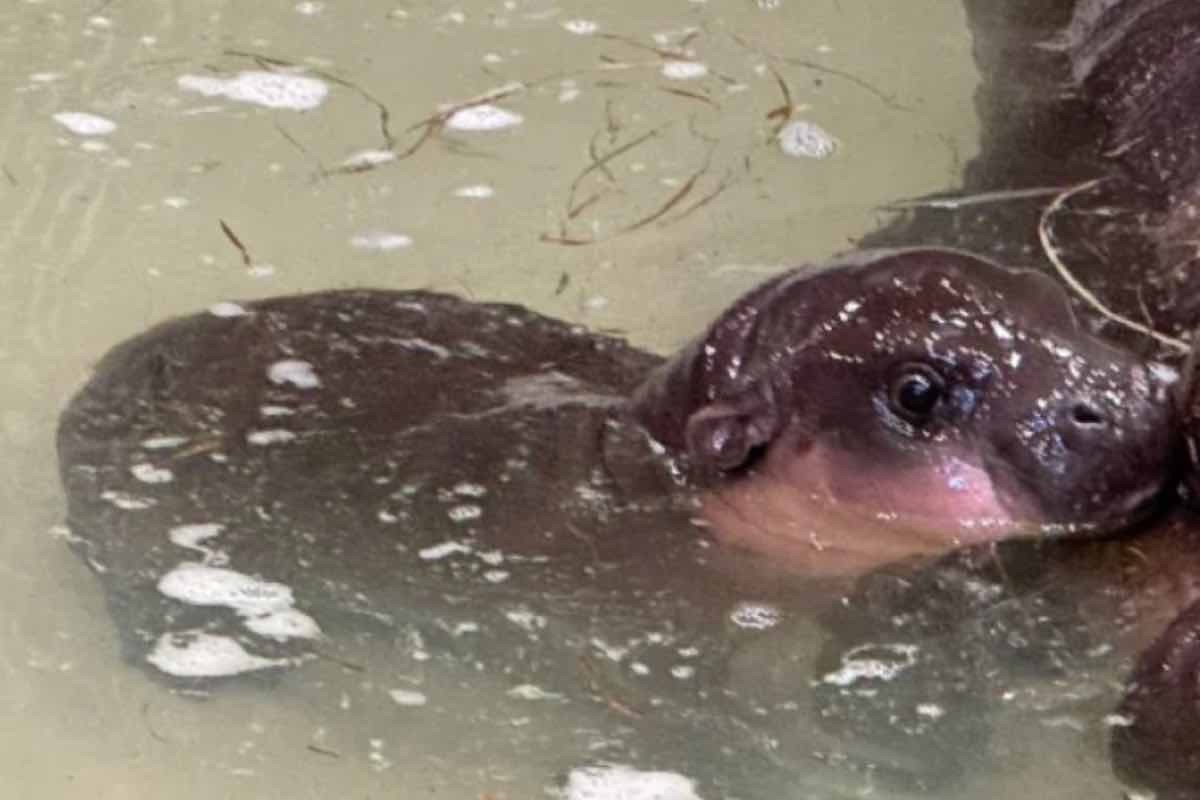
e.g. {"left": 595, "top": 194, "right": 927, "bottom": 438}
{"left": 0, "top": 1, "right": 1106, "bottom": 797}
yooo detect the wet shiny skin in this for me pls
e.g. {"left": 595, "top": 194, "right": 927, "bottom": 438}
{"left": 633, "top": 248, "right": 1176, "bottom": 573}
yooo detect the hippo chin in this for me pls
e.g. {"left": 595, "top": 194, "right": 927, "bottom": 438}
{"left": 635, "top": 248, "right": 1174, "bottom": 573}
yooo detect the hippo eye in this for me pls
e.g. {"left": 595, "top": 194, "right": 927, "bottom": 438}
{"left": 889, "top": 363, "right": 944, "bottom": 423}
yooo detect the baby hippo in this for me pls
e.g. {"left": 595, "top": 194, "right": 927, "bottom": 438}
{"left": 56, "top": 247, "right": 1177, "bottom": 687}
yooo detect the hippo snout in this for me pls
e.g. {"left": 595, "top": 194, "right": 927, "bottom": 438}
{"left": 990, "top": 361, "right": 1177, "bottom": 532}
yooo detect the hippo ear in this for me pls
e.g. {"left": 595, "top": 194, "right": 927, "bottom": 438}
{"left": 683, "top": 386, "right": 780, "bottom": 472}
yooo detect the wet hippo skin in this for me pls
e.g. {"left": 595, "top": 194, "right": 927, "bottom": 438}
{"left": 54, "top": 246, "right": 1179, "bottom": 798}
{"left": 55, "top": 247, "right": 1175, "bottom": 682}
{"left": 844, "top": 3, "right": 1200, "bottom": 796}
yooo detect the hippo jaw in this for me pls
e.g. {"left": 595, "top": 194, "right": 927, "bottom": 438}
{"left": 633, "top": 248, "right": 1178, "bottom": 574}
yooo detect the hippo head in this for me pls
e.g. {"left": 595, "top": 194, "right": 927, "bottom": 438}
{"left": 632, "top": 249, "right": 1176, "bottom": 572}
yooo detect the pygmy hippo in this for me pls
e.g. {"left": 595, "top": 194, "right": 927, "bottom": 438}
{"left": 59, "top": 247, "right": 1174, "bottom": 656}
{"left": 55, "top": 247, "right": 1175, "bottom": 800}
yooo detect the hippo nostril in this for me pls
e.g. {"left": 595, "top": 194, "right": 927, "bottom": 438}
{"left": 1070, "top": 402, "right": 1107, "bottom": 428}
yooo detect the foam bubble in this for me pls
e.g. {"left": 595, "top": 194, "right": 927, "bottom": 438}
{"left": 445, "top": 104, "right": 523, "bottom": 131}
{"left": 146, "top": 631, "right": 290, "bottom": 677}
{"left": 388, "top": 688, "right": 429, "bottom": 706}
{"left": 563, "top": 765, "right": 703, "bottom": 800}
{"left": 350, "top": 232, "right": 413, "bottom": 251}
{"left": 158, "top": 563, "right": 294, "bottom": 615}
{"left": 778, "top": 119, "right": 838, "bottom": 159}
{"left": 53, "top": 111, "right": 116, "bottom": 136}
{"left": 341, "top": 149, "right": 397, "bottom": 169}
{"left": 141, "top": 435, "right": 188, "bottom": 450}
{"left": 168, "top": 523, "right": 226, "bottom": 564}
{"left": 729, "top": 601, "right": 782, "bottom": 630}
{"left": 157, "top": 562, "right": 322, "bottom": 642}
{"left": 661, "top": 61, "right": 708, "bottom": 80}
{"left": 178, "top": 71, "right": 329, "bottom": 111}
{"left": 247, "top": 429, "right": 298, "bottom": 445}
{"left": 419, "top": 541, "right": 472, "bottom": 560}
{"left": 130, "top": 463, "right": 174, "bottom": 484}
{"left": 268, "top": 359, "right": 320, "bottom": 389}
{"left": 100, "top": 490, "right": 155, "bottom": 510}
{"left": 242, "top": 608, "right": 322, "bottom": 640}
{"left": 453, "top": 184, "right": 494, "bottom": 199}
{"left": 562, "top": 19, "right": 598, "bottom": 35}
{"left": 208, "top": 301, "right": 248, "bottom": 317}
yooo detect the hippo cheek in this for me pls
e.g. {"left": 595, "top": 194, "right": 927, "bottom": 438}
{"left": 698, "top": 439, "right": 1031, "bottom": 576}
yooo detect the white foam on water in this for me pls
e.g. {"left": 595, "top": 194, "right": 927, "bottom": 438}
{"left": 208, "top": 301, "right": 248, "bottom": 317}
{"left": 562, "top": 19, "right": 598, "bottom": 34}
{"left": 341, "top": 149, "right": 397, "bottom": 168}
{"left": 168, "top": 523, "right": 226, "bottom": 564}
{"left": 267, "top": 359, "right": 320, "bottom": 389}
{"left": 130, "top": 463, "right": 174, "bottom": 484}
{"left": 140, "top": 435, "right": 188, "bottom": 450}
{"left": 507, "top": 684, "right": 563, "bottom": 701}
{"left": 100, "top": 490, "right": 156, "bottom": 510}
{"left": 388, "top": 688, "right": 428, "bottom": 706}
{"left": 447, "top": 504, "right": 482, "bottom": 522}
{"left": 146, "top": 631, "right": 291, "bottom": 677}
{"left": 246, "top": 429, "right": 297, "bottom": 445}
{"left": 821, "top": 643, "right": 919, "bottom": 687}
{"left": 177, "top": 70, "right": 329, "bottom": 111}
{"left": 53, "top": 111, "right": 116, "bottom": 136}
{"left": 158, "top": 563, "right": 293, "bottom": 614}
{"left": 562, "top": 765, "right": 703, "bottom": 800}
{"left": 661, "top": 61, "right": 708, "bottom": 80}
{"left": 729, "top": 601, "right": 782, "bottom": 630}
{"left": 419, "top": 541, "right": 472, "bottom": 561}
{"left": 778, "top": 119, "right": 838, "bottom": 159}
{"left": 157, "top": 563, "right": 322, "bottom": 641}
{"left": 242, "top": 608, "right": 322, "bottom": 641}
{"left": 453, "top": 184, "right": 495, "bottom": 199}
{"left": 349, "top": 232, "right": 413, "bottom": 251}
{"left": 445, "top": 104, "right": 523, "bottom": 131}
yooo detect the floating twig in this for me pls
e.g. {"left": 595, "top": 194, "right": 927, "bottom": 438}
{"left": 218, "top": 219, "right": 253, "bottom": 268}
{"left": 623, "top": 162, "right": 705, "bottom": 233}
{"left": 657, "top": 169, "right": 736, "bottom": 226}
{"left": 566, "top": 125, "right": 666, "bottom": 214}
{"left": 1038, "top": 178, "right": 1189, "bottom": 352}
{"left": 1, "top": 165, "right": 15, "bottom": 186}
{"left": 764, "top": 64, "right": 794, "bottom": 136}
{"left": 784, "top": 57, "right": 911, "bottom": 111}
{"left": 597, "top": 32, "right": 687, "bottom": 61}
{"left": 885, "top": 185, "right": 1069, "bottom": 210}
{"left": 659, "top": 86, "right": 720, "bottom": 109}
{"left": 306, "top": 743, "right": 341, "bottom": 759}
{"left": 727, "top": 31, "right": 910, "bottom": 112}
{"left": 141, "top": 702, "right": 169, "bottom": 744}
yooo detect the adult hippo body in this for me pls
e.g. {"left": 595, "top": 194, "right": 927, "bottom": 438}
{"left": 825, "top": 1, "right": 1200, "bottom": 796}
